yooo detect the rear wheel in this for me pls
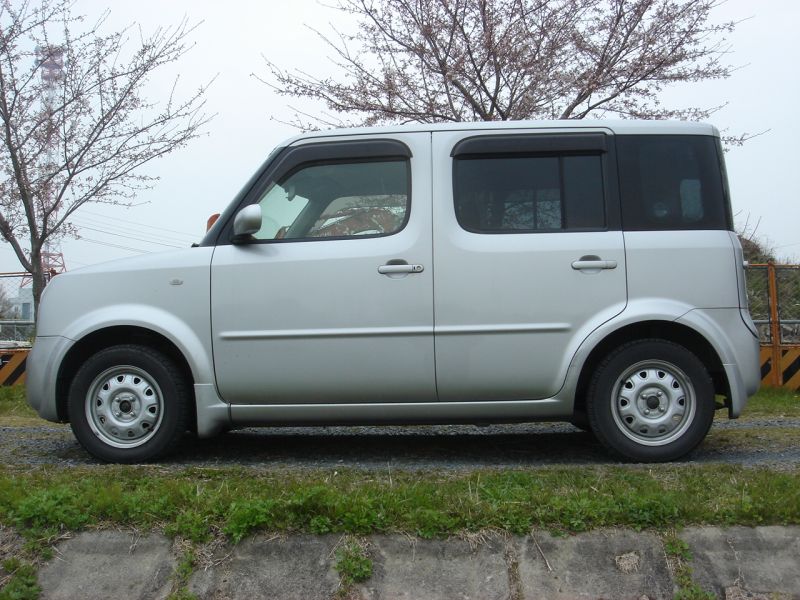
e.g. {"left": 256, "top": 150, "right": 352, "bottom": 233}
{"left": 587, "top": 339, "right": 714, "bottom": 462}
{"left": 68, "top": 345, "right": 190, "bottom": 463}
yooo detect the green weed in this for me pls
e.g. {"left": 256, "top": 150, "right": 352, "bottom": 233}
{"left": 662, "top": 534, "right": 714, "bottom": 600}
{"left": 166, "top": 591, "right": 198, "bottom": 600}
{"left": 335, "top": 539, "right": 372, "bottom": 585}
{"left": 663, "top": 536, "right": 691, "bottom": 561}
{"left": 11, "top": 486, "right": 90, "bottom": 537}
{"left": 165, "top": 511, "right": 210, "bottom": 543}
{"left": 223, "top": 499, "right": 278, "bottom": 543}
{"left": 0, "top": 558, "right": 40, "bottom": 600}
{"left": 166, "top": 550, "right": 197, "bottom": 600}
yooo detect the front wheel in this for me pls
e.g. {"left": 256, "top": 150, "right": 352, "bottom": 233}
{"left": 586, "top": 339, "right": 714, "bottom": 462}
{"left": 68, "top": 345, "right": 190, "bottom": 463}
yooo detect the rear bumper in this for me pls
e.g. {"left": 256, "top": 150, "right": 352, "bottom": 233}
{"left": 677, "top": 308, "right": 760, "bottom": 418}
{"left": 721, "top": 314, "right": 761, "bottom": 417}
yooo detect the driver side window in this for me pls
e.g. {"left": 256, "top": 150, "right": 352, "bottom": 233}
{"left": 252, "top": 159, "right": 410, "bottom": 241}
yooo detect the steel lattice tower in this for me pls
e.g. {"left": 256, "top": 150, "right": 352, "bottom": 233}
{"left": 21, "top": 46, "right": 67, "bottom": 289}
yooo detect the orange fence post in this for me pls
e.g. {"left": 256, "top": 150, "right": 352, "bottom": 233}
{"left": 767, "top": 261, "right": 782, "bottom": 387}
{"left": 0, "top": 349, "right": 29, "bottom": 386}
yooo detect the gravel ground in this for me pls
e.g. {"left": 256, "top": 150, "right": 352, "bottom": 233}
{"left": 2, "top": 417, "right": 800, "bottom": 470}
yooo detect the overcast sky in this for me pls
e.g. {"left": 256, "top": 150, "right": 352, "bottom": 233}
{"left": 1, "top": 0, "right": 798, "bottom": 272}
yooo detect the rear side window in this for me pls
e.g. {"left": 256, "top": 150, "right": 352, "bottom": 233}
{"left": 453, "top": 154, "right": 605, "bottom": 233}
{"left": 617, "top": 135, "right": 732, "bottom": 231}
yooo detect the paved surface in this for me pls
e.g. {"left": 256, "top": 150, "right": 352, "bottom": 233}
{"left": 31, "top": 527, "right": 800, "bottom": 599}
{"left": 190, "top": 535, "right": 340, "bottom": 600}
{"left": 3, "top": 417, "right": 800, "bottom": 470}
{"left": 515, "top": 530, "right": 674, "bottom": 599}
{"left": 38, "top": 531, "right": 174, "bottom": 600}
{"left": 683, "top": 526, "right": 800, "bottom": 596}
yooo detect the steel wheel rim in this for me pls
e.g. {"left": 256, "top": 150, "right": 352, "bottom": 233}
{"left": 85, "top": 366, "right": 164, "bottom": 449}
{"left": 610, "top": 359, "right": 696, "bottom": 447}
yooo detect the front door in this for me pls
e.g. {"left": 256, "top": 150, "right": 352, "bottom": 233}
{"left": 211, "top": 133, "right": 434, "bottom": 404}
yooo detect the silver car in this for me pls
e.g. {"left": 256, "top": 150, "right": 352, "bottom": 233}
{"left": 26, "top": 120, "right": 761, "bottom": 463}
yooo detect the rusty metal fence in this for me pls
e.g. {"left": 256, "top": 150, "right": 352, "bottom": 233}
{"left": 747, "top": 263, "right": 800, "bottom": 389}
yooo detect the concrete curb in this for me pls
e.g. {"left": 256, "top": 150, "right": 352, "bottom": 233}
{"left": 26, "top": 526, "right": 800, "bottom": 599}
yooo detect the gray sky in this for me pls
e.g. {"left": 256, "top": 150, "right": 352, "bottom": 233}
{"left": 1, "top": 0, "right": 798, "bottom": 272}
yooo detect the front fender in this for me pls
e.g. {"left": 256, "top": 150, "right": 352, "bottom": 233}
{"left": 61, "top": 304, "right": 215, "bottom": 385}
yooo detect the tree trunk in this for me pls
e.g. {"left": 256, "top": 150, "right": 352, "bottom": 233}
{"left": 29, "top": 247, "right": 45, "bottom": 325}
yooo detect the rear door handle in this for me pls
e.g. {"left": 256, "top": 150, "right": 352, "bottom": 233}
{"left": 571, "top": 259, "right": 617, "bottom": 270}
{"left": 378, "top": 264, "right": 424, "bottom": 275}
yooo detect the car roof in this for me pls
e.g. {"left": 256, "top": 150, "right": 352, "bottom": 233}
{"left": 279, "top": 119, "right": 719, "bottom": 147}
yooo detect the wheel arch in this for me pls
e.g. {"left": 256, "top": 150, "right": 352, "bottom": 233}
{"left": 573, "top": 320, "right": 727, "bottom": 418}
{"left": 55, "top": 326, "right": 196, "bottom": 427}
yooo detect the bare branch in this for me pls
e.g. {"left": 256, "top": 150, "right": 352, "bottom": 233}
{"left": 0, "top": 0, "right": 213, "bottom": 316}
{"left": 259, "top": 0, "right": 739, "bottom": 130}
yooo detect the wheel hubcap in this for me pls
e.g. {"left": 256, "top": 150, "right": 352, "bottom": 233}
{"left": 85, "top": 366, "right": 164, "bottom": 448}
{"left": 611, "top": 360, "right": 696, "bottom": 446}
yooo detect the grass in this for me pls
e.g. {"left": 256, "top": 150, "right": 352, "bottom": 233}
{"left": 740, "top": 387, "right": 800, "bottom": 418}
{"left": 0, "top": 387, "right": 43, "bottom": 427}
{"left": 0, "top": 464, "right": 798, "bottom": 545}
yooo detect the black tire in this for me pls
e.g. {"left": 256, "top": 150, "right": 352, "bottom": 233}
{"left": 586, "top": 339, "right": 714, "bottom": 462}
{"left": 68, "top": 344, "right": 190, "bottom": 463}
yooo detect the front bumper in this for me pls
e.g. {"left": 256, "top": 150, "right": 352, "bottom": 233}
{"left": 26, "top": 335, "right": 73, "bottom": 422}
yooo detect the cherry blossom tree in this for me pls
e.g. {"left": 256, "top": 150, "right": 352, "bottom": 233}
{"left": 264, "top": 0, "right": 737, "bottom": 131}
{"left": 0, "top": 0, "right": 212, "bottom": 317}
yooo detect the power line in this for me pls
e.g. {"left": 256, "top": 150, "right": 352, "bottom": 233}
{"left": 79, "top": 237, "right": 149, "bottom": 254}
{"left": 75, "top": 214, "right": 198, "bottom": 243}
{"left": 72, "top": 215, "right": 195, "bottom": 248}
{"left": 72, "top": 222, "right": 184, "bottom": 248}
{"left": 80, "top": 209, "right": 201, "bottom": 239}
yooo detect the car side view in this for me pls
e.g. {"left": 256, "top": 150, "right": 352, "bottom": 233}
{"left": 26, "top": 120, "right": 761, "bottom": 463}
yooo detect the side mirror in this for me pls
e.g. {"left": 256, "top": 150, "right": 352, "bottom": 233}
{"left": 232, "top": 205, "right": 262, "bottom": 241}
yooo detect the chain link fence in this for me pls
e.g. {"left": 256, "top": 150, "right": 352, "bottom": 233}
{"left": 776, "top": 266, "right": 800, "bottom": 344}
{"left": 0, "top": 273, "right": 35, "bottom": 346}
{"left": 747, "top": 264, "right": 800, "bottom": 346}
{"left": 746, "top": 265, "right": 770, "bottom": 343}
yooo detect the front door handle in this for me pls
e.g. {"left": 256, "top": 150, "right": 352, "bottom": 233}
{"left": 378, "top": 263, "right": 424, "bottom": 275}
{"left": 571, "top": 257, "right": 618, "bottom": 271}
